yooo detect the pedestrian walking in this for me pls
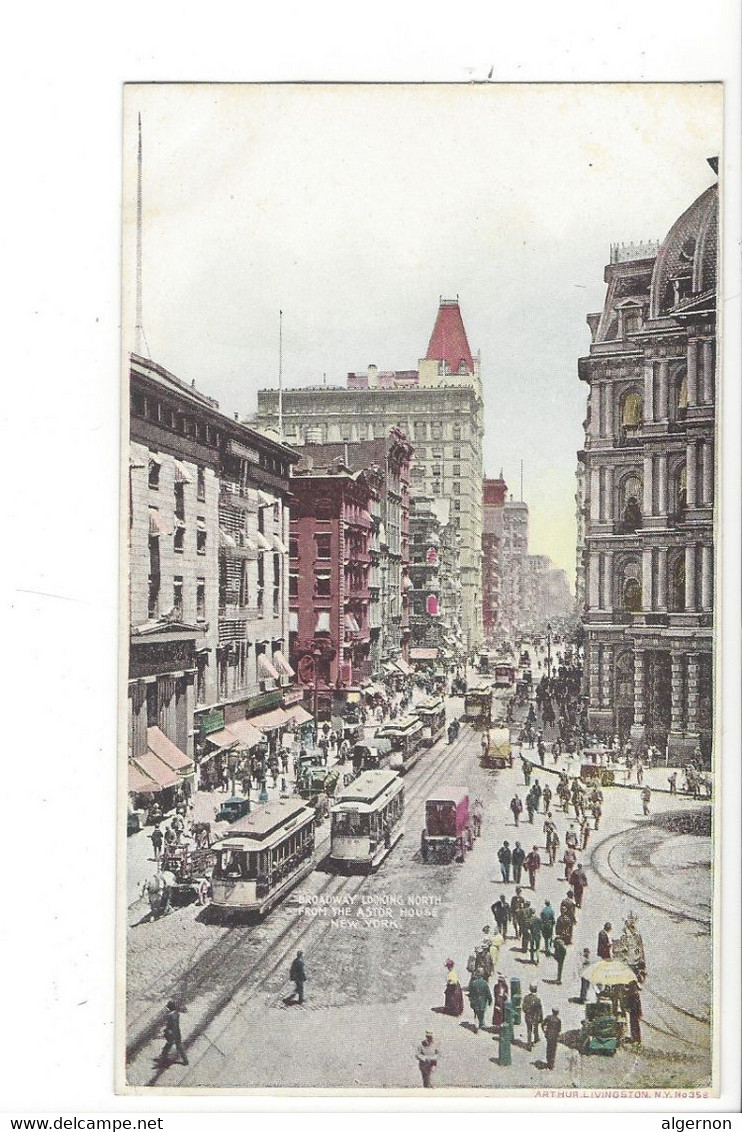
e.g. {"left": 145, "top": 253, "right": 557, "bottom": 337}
{"left": 510, "top": 794, "right": 523, "bottom": 827}
{"left": 579, "top": 816, "right": 591, "bottom": 851}
{"left": 548, "top": 826, "right": 560, "bottom": 867}
{"left": 542, "top": 784, "right": 552, "bottom": 813}
{"left": 562, "top": 847, "right": 577, "bottom": 882}
{"left": 289, "top": 949, "right": 307, "bottom": 1003}
{"left": 592, "top": 800, "right": 602, "bottom": 829}
{"left": 491, "top": 895, "right": 511, "bottom": 940}
{"left": 497, "top": 840, "right": 512, "bottom": 884}
{"left": 526, "top": 792, "right": 536, "bottom": 824}
{"left": 641, "top": 786, "right": 652, "bottom": 816}
{"left": 491, "top": 973, "right": 509, "bottom": 1030}
{"left": 157, "top": 1000, "right": 188, "bottom": 1066}
{"left": 522, "top": 984, "right": 544, "bottom": 1050}
{"left": 472, "top": 798, "right": 484, "bottom": 838}
{"left": 577, "top": 947, "right": 591, "bottom": 1002}
{"left": 532, "top": 779, "right": 542, "bottom": 811}
{"left": 528, "top": 915, "right": 542, "bottom": 965}
{"left": 539, "top": 900, "right": 555, "bottom": 956}
{"left": 570, "top": 864, "right": 588, "bottom": 908}
{"left": 668, "top": 771, "right": 677, "bottom": 794}
{"left": 542, "top": 1008, "right": 562, "bottom": 1069}
{"left": 538, "top": 738, "right": 546, "bottom": 766}
{"left": 510, "top": 887, "right": 525, "bottom": 939}
{"left": 522, "top": 758, "right": 533, "bottom": 787}
{"left": 150, "top": 825, "right": 163, "bottom": 862}
{"left": 511, "top": 841, "right": 525, "bottom": 884}
{"left": 415, "top": 1031, "right": 440, "bottom": 1087}
{"left": 443, "top": 960, "right": 464, "bottom": 1016}
{"left": 597, "top": 923, "right": 613, "bottom": 960}
{"left": 524, "top": 846, "right": 541, "bottom": 890}
{"left": 467, "top": 971, "right": 493, "bottom": 1031}
{"left": 552, "top": 935, "right": 567, "bottom": 985}
{"left": 565, "top": 823, "right": 579, "bottom": 850}
{"left": 626, "top": 982, "right": 643, "bottom": 1044}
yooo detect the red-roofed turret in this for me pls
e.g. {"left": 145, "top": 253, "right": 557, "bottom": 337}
{"left": 424, "top": 297, "right": 474, "bottom": 375}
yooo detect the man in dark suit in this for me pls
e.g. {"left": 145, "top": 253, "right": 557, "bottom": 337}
{"left": 289, "top": 949, "right": 307, "bottom": 1003}
{"left": 497, "top": 841, "right": 512, "bottom": 883}
{"left": 158, "top": 1000, "right": 188, "bottom": 1066}
{"left": 597, "top": 923, "right": 613, "bottom": 960}
{"left": 542, "top": 1008, "right": 562, "bottom": 1069}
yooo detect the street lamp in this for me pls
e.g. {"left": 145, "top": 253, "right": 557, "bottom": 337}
{"left": 546, "top": 622, "right": 552, "bottom": 680}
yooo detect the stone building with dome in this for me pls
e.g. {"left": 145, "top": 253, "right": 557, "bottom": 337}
{"left": 578, "top": 166, "right": 717, "bottom": 764}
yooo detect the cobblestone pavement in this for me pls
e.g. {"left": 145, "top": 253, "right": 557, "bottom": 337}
{"left": 126, "top": 680, "right": 712, "bottom": 1092}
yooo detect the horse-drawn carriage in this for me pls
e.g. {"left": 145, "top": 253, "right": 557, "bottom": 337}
{"left": 160, "top": 839, "right": 213, "bottom": 906}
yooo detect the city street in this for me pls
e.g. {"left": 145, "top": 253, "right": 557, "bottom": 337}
{"left": 126, "top": 673, "right": 712, "bottom": 1092}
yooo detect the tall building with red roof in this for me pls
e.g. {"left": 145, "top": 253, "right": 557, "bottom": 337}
{"left": 256, "top": 297, "right": 485, "bottom": 649}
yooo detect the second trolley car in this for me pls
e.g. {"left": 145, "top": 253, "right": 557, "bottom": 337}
{"left": 210, "top": 797, "right": 315, "bottom": 917}
{"left": 375, "top": 715, "right": 427, "bottom": 772}
{"left": 330, "top": 770, "right": 404, "bottom": 872}
{"left": 414, "top": 696, "right": 447, "bottom": 747}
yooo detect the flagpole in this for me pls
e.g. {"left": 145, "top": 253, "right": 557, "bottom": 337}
{"left": 278, "top": 309, "right": 284, "bottom": 440}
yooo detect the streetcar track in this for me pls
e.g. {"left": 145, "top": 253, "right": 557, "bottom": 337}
{"left": 126, "top": 721, "right": 478, "bottom": 1077}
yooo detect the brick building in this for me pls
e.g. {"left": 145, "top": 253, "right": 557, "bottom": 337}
{"left": 128, "top": 354, "right": 298, "bottom": 800}
{"left": 288, "top": 458, "right": 383, "bottom": 719}
{"left": 254, "top": 298, "right": 485, "bottom": 649}
{"left": 579, "top": 171, "right": 717, "bottom": 762}
{"left": 292, "top": 430, "right": 413, "bottom": 676}
{"left": 482, "top": 474, "right": 508, "bottom": 641}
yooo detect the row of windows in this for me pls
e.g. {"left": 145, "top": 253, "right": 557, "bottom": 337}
{"left": 148, "top": 570, "right": 206, "bottom": 621}
{"left": 148, "top": 456, "right": 207, "bottom": 501}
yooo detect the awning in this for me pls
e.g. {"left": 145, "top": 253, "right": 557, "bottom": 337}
{"left": 395, "top": 658, "right": 412, "bottom": 675}
{"left": 129, "top": 762, "right": 157, "bottom": 794}
{"left": 132, "top": 751, "right": 180, "bottom": 790}
{"left": 345, "top": 614, "right": 360, "bottom": 633}
{"left": 148, "top": 508, "right": 171, "bottom": 537}
{"left": 174, "top": 460, "right": 192, "bottom": 484}
{"left": 219, "top": 527, "right": 237, "bottom": 550}
{"left": 147, "top": 726, "right": 193, "bottom": 773}
{"left": 273, "top": 651, "right": 295, "bottom": 677}
{"left": 227, "top": 719, "right": 265, "bottom": 749}
{"left": 258, "top": 653, "right": 280, "bottom": 680}
{"left": 316, "top": 611, "right": 331, "bottom": 633}
{"left": 204, "top": 727, "right": 239, "bottom": 750}
{"left": 257, "top": 490, "right": 274, "bottom": 508}
{"left": 255, "top": 531, "right": 273, "bottom": 552}
{"left": 286, "top": 704, "right": 314, "bottom": 726}
{"left": 272, "top": 534, "right": 288, "bottom": 554}
{"left": 148, "top": 453, "right": 162, "bottom": 465}
{"left": 410, "top": 647, "right": 439, "bottom": 661}
{"left": 196, "top": 517, "right": 207, "bottom": 532}
{"left": 251, "top": 707, "right": 290, "bottom": 732}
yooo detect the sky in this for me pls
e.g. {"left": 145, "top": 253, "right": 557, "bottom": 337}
{"left": 123, "top": 83, "right": 722, "bottom": 583}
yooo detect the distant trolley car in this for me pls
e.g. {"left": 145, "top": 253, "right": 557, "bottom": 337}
{"left": 414, "top": 696, "right": 447, "bottom": 747}
{"left": 352, "top": 737, "right": 393, "bottom": 774}
{"left": 421, "top": 787, "right": 472, "bottom": 864}
{"left": 481, "top": 726, "right": 513, "bottom": 770}
{"left": 375, "top": 715, "right": 427, "bottom": 773}
{"left": 210, "top": 797, "right": 315, "bottom": 917}
{"left": 463, "top": 684, "right": 494, "bottom": 730}
{"left": 330, "top": 770, "right": 405, "bottom": 872}
{"left": 493, "top": 663, "right": 516, "bottom": 690}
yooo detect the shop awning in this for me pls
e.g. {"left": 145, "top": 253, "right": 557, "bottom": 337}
{"left": 345, "top": 614, "right": 360, "bottom": 633}
{"left": 132, "top": 751, "right": 180, "bottom": 790}
{"left": 410, "top": 647, "right": 439, "bottom": 661}
{"left": 148, "top": 508, "right": 171, "bottom": 537}
{"left": 257, "top": 490, "right": 274, "bottom": 508}
{"left": 364, "top": 683, "right": 388, "bottom": 699}
{"left": 174, "top": 460, "right": 192, "bottom": 484}
{"left": 258, "top": 653, "right": 280, "bottom": 680}
{"left": 255, "top": 531, "right": 273, "bottom": 552}
{"left": 286, "top": 704, "right": 314, "bottom": 726}
{"left": 251, "top": 708, "right": 290, "bottom": 732}
{"left": 129, "top": 762, "right": 157, "bottom": 794}
{"left": 273, "top": 651, "right": 295, "bottom": 677}
{"left": 219, "top": 527, "right": 237, "bottom": 550}
{"left": 272, "top": 535, "right": 288, "bottom": 554}
{"left": 395, "top": 658, "right": 412, "bottom": 675}
{"left": 147, "top": 727, "right": 193, "bottom": 773}
{"left": 204, "top": 728, "right": 239, "bottom": 750}
{"left": 227, "top": 719, "right": 265, "bottom": 749}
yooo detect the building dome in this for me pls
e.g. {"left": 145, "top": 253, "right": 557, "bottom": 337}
{"left": 649, "top": 183, "right": 718, "bottom": 318}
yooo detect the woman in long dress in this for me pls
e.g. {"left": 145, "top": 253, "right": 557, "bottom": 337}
{"left": 443, "top": 959, "right": 464, "bottom": 1016}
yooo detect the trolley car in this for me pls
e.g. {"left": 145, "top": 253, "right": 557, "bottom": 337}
{"left": 330, "top": 770, "right": 405, "bottom": 872}
{"left": 463, "top": 684, "right": 494, "bottom": 730}
{"left": 375, "top": 715, "right": 426, "bottom": 772}
{"left": 414, "top": 697, "right": 446, "bottom": 747}
{"left": 352, "top": 737, "right": 393, "bottom": 774}
{"left": 481, "top": 726, "right": 513, "bottom": 769}
{"left": 210, "top": 797, "right": 315, "bottom": 917}
{"left": 493, "top": 663, "right": 516, "bottom": 690}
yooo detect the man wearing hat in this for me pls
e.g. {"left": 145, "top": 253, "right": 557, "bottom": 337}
{"left": 157, "top": 1000, "right": 188, "bottom": 1066}
{"left": 415, "top": 1030, "right": 441, "bottom": 1087}
{"left": 542, "top": 1007, "right": 562, "bottom": 1069}
{"left": 522, "top": 984, "right": 543, "bottom": 1051}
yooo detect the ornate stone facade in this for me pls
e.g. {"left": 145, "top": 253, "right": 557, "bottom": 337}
{"left": 579, "top": 173, "right": 717, "bottom": 764}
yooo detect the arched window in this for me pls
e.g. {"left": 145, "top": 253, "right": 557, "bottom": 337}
{"left": 670, "top": 557, "right": 685, "bottom": 612}
{"left": 621, "top": 392, "right": 643, "bottom": 429}
{"left": 621, "top": 561, "right": 642, "bottom": 612}
{"left": 676, "top": 373, "right": 688, "bottom": 412}
{"left": 621, "top": 474, "right": 642, "bottom": 531}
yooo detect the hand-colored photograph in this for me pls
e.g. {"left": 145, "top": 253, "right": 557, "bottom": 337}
{"left": 120, "top": 83, "right": 721, "bottom": 1094}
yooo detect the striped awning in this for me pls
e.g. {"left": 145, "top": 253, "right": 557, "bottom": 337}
{"left": 147, "top": 726, "right": 193, "bottom": 774}
{"left": 148, "top": 508, "right": 171, "bottom": 537}
{"left": 250, "top": 708, "right": 290, "bottom": 732}
{"left": 174, "top": 460, "right": 192, "bottom": 483}
{"left": 273, "top": 651, "right": 295, "bottom": 677}
{"left": 258, "top": 653, "right": 280, "bottom": 680}
{"left": 132, "top": 751, "right": 179, "bottom": 790}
